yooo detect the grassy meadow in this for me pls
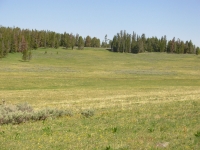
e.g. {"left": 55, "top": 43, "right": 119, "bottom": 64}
{"left": 0, "top": 47, "right": 200, "bottom": 149}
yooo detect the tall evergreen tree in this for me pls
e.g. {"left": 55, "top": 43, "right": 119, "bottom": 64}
{"left": 179, "top": 41, "right": 185, "bottom": 54}
{"left": 122, "top": 30, "right": 126, "bottom": 53}
{"left": 70, "top": 34, "right": 76, "bottom": 49}
{"left": 85, "top": 35, "right": 91, "bottom": 47}
{"left": 141, "top": 33, "right": 146, "bottom": 51}
{"left": 131, "top": 32, "right": 137, "bottom": 53}
{"left": 0, "top": 36, "right": 4, "bottom": 58}
{"left": 21, "top": 36, "right": 31, "bottom": 61}
{"left": 176, "top": 38, "right": 181, "bottom": 54}
{"left": 78, "top": 36, "right": 84, "bottom": 50}
{"left": 196, "top": 47, "right": 200, "bottom": 55}
{"left": 64, "top": 33, "right": 71, "bottom": 49}
{"left": 104, "top": 34, "right": 107, "bottom": 48}
{"left": 159, "top": 36, "right": 167, "bottom": 52}
{"left": 96, "top": 38, "right": 100, "bottom": 47}
{"left": 184, "top": 41, "right": 189, "bottom": 53}
{"left": 188, "top": 40, "right": 194, "bottom": 54}
{"left": 75, "top": 34, "right": 79, "bottom": 47}
{"left": 138, "top": 39, "right": 144, "bottom": 53}
{"left": 54, "top": 33, "right": 60, "bottom": 49}
{"left": 117, "top": 33, "right": 121, "bottom": 52}
{"left": 152, "top": 37, "right": 160, "bottom": 52}
{"left": 44, "top": 31, "right": 47, "bottom": 48}
{"left": 146, "top": 38, "right": 153, "bottom": 52}
{"left": 112, "top": 36, "right": 117, "bottom": 52}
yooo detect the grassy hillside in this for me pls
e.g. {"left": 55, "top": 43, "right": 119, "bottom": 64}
{"left": 0, "top": 48, "right": 200, "bottom": 149}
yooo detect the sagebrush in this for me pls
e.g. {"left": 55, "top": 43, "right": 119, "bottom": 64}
{"left": 0, "top": 102, "right": 72, "bottom": 125}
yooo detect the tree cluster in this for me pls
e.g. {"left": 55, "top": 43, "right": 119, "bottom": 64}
{"left": 111, "top": 30, "right": 199, "bottom": 54}
{"left": 84, "top": 36, "right": 101, "bottom": 47}
{"left": 0, "top": 26, "right": 101, "bottom": 58}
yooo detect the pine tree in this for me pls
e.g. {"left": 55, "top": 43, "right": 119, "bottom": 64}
{"left": 75, "top": 34, "right": 79, "bottom": 46}
{"left": 196, "top": 47, "right": 200, "bottom": 55}
{"left": 146, "top": 38, "right": 153, "bottom": 52}
{"left": 176, "top": 38, "right": 181, "bottom": 54}
{"left": 104, "top": 34, "right": 107, "bottom": 48}
{"left": 21, "top": 36, "right": 31, "bottom": 61}
{"left": 1, "top": 40, "right": 5, "bottom": 57}
{"left": 0, "top": 37, "right": 3, "bottom": 58}
{"left": 131, "top": 32, "right": 137, "bottom": 53}
{"left": 141, "top": 33, "right": 146, "bottom": 51}
{"left": 54, "top": 33, "right": 60, "bottom": 49}
{"left": 78, "top": 36, "right": 84, "bottom": 50}
{"left": 180, "top": 41, "right": 185, "bottom": 54}
{"left": 32, "top": 30, "right": 39, "bottom": 50}
{"left": 122, "top": 30, "right": 126, "bottom": 53}
{"left": 111, "top": 36, "right": 117, "bottom": 52}
{"left": 65, "top": 33, "right": 71, "bottom": 49}
{"left": 85, "top": 36, "right": 91, "bottom": 47}
{"left": 6, "top": 40, "right": 10, "bottom": 54}
{"left": 184, "top": 41, "right": 189, "bottom": 53}
{"left": 152, "top": 37, "right": 159, "bottom": 52}
{"left": 70, "top": 34, "right": 76, "bottom": 49}
{"left": 159, "top": 36, "right": 167, "bottom": 52}
{"left": 125, "top": 34, "right": 131, "bottom": 53}
{"left": 167, "top": 38, "right": 176, "bottom": 53}
{"left": 138, "top": 39, "right": 144, "bottom": 53}
{"left": 91, "top": 37, "right": 100, "bottom": 47}
{"left": 117, "top": 33, "right": 121, "bottom": 52}
{"left": 188, "top": 40, "right": 194, "bottom": 54}
{"left": 96, "top": 38, "right": 101, "bottom": 47}
{"left": 44, "top": 31, "right": 47, "bottom": 48}
{"left": 0, "top": 35, "right": 8, "bottom": 58}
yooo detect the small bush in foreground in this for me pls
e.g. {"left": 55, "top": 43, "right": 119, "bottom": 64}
{"left": 81, "top": 109, "right": 94, "bottom": 118}
{"left": 112, "top": 127, "right": 118, "bottom": 133}
{"left": 194, "top": 131, "right": 200, "bottom": 137}
{"left": 0, "top": 103, "right": 72, "bottom": 125}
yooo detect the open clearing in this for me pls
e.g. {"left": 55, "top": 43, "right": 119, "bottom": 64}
{"left": 0, "top": 48, "right": 200, "bottom": 149}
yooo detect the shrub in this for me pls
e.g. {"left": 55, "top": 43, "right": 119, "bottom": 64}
{"left": 105, "top": 146, "right": 112, "bottom": 150}
{"left": 81, "top": 109, "right": 95, "bottom": 118}
{"left": 16, "top": 102, "right": 33, "bottom": 112}
{"left": 194, "top": 131, "right": 200, "bottom": 137}
{"left": 112, "top": 127, "right": 118, "bottom": 133}
{"left": 0, "top": 102, "right": 73, "bottom": 125}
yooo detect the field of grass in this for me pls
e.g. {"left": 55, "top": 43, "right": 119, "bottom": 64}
{"left": 0, "top": 47, "right": 200, "bottom": 149}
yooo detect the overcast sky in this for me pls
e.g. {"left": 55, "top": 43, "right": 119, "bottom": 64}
{"left": 1, "top": 0, "right": 200, "bottom": 47}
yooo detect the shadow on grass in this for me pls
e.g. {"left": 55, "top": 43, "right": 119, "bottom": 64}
{"left": 18, "top": 60, "right": 30, "bottom": 62}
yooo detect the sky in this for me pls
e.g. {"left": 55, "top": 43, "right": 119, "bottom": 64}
{"left": 0, "top": 0, "right": 200, "bottom": 47}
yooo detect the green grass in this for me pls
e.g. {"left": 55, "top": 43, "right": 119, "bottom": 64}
{"left": 0, "top": 47, "right": 200, "bottom": 149}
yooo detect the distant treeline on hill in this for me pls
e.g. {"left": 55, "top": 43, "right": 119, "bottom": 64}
{"left": 111, "top": 30, "right": 199, "bottom": 54}
{"left": 0, "top": 26, "right": 200, "bottom": 59}
{"left": 0, "top": 26, "right": 101, "bottom": 58}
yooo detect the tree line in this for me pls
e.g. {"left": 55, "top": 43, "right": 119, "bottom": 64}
{"left": 111, "top": 30, "right": 200, "bottom": 54}
{"left": 1, "top": 26, "right": 199, "bottom": 60}
{"left": 0, "top": 26, "right": 101, "bottom": 59}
